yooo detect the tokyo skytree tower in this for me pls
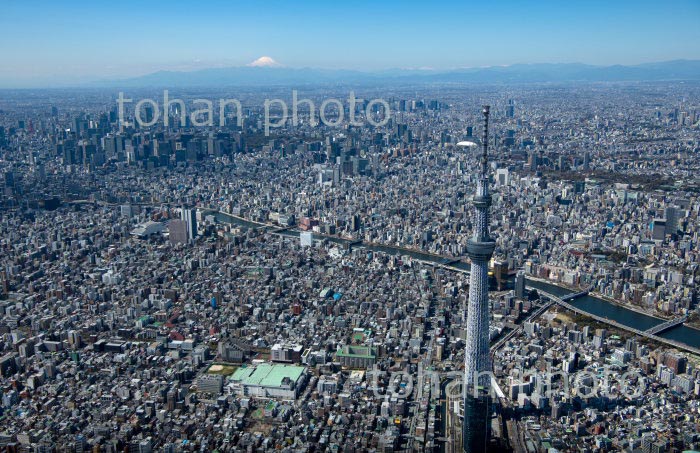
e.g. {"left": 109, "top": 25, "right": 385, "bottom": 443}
{"left": 461, "top": 105, "right": 495, "bottom": 453}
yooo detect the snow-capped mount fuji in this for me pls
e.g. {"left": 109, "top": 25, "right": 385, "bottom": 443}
{"left": 102, "top": 59, "right": 700, "bottom": 87}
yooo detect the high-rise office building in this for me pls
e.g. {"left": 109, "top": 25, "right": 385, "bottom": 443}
{"left": 496, "top": 168, "right": 509, "bottom": 186}
{"left": 506, "top": 100, "right": 514, "bottom": 118}
{"left": 181, "top": 208, "right": 197, "bottom": 241}
{"left": 300, "top": 231, "right": 313, "bottom": 247}
{"left": 651, "top": 219, "right": 666, "bottom": 241}
{"left": 665, "top": 207, "right": 678, "bottom": 236}
{"left": 515, "top": 270, "right": 526, "bottom": 299}
{"left": 169, "top": 220, "right": 188, "bottom": 244}
{"left": 462, "top": 106, "right": 495, "bottom": 453}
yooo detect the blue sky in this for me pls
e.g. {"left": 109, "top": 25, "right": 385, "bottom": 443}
{"left": 1, "top": 0, "right": 699, "bottom": 86}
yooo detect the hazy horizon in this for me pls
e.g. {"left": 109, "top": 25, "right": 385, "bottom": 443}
{"left": 1, "top": 0, "right": 699, "bottom": 88}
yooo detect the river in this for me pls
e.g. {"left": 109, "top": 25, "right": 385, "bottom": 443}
{"left": 212, "top": 211, "right": 700, "bottom": 350}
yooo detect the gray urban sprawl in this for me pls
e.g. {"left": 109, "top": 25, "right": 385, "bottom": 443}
{"left": 0, "top": 83, "right": 699, "bottom": 451}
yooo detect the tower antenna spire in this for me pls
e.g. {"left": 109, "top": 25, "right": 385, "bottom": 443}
{"left": 481, "top": 105, "right": 490, "bottom": 178}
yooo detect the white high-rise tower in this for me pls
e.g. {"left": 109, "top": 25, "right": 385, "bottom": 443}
{"left": 462, "top": 105, "right": 495, "bottom": 453}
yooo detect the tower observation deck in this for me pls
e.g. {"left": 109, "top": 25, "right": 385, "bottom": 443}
{"left": 462, "top": 105, "right": 495, "bottom": 453}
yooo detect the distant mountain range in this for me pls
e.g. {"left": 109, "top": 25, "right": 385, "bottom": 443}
{"left": 102, "top": 60, "right": 700, "bottom": 87}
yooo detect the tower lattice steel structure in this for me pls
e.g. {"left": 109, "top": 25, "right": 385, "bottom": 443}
{"left": 462, "top": 105, "right": 495, "bottom": 453}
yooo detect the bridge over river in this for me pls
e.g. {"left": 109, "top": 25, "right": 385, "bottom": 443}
{"left": 209, "top": 209, "right": 700, "bottom": 351}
